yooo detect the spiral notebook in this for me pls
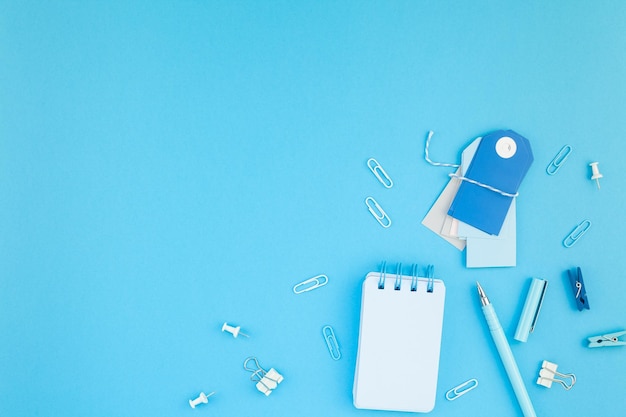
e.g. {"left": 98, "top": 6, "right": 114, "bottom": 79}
{"left": 353, "top": 264, "right": 446, "bottom": 413}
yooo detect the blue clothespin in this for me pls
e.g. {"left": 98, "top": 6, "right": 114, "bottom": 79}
{"left": 587, "top": 330, "right": 626, "bottom": 348}
{"left": 567, "top": 267, "right": 589, "bottom": 311}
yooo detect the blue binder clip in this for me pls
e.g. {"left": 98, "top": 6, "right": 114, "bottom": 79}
{"left": 587, "top": 330, "right": 626, "bottom": 348}
{"left": 567, "top": 267, "right": 589, "bottom": 311}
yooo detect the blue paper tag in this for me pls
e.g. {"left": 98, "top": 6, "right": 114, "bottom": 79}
{"left": 447, "top": 130, "right": 533, "bottom": 236}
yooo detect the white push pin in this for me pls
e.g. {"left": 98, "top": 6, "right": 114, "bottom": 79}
{"left": 589, "top": 162, "right": 603, "bottom": 189}
{"left": 189, "top": 391, "right": 215, "bottom": 408}
{"left": 222, "top": 322, "right": 249, "bottom": 338}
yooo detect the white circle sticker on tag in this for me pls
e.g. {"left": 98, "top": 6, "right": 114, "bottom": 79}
{"left": 495, "top": 137, "right": 517, "bottom": 159}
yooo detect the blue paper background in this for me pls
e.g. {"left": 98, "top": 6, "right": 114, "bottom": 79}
{"left": 1, "top": 2, "right": 625, "bottom": 416}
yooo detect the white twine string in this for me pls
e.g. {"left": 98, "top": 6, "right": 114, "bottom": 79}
{"left": 447, "top": 173, "right": 518, "bottom": 197}
{"left": 424, "top": 130, "right": 460, "bottom": 168}
{"left": 424, "top": 130, "right": 519, "bottom": 198}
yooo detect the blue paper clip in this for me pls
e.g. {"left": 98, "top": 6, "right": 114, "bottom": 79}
{"left": 445, "top": 378, "right": 478, "bottom": 401}
{"left": 546, "top": 145, "right": 573, "bottom": 175}
{"left": 563, "top": 220, "right": 591, "bottom": 247}
{"left": 322, "top": 325, "right": 341, "bottom": 360}
{"left": 367, "top": 158, "right": 394, "bottom": 188}
{"left": 587, "top": 330, "right": 626, "bottom": 348}
{"left": 293, "top": 274, "right": 328, "bottom": 294}
{"left": 567, "top": 267, "right": 589, "bottom": 311}
{"left": 365, "top": 196, "right": 391, "bottom": 228}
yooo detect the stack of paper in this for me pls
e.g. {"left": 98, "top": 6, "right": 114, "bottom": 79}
{"left": 421, "top": 130, "right": 533, "bottom": 268}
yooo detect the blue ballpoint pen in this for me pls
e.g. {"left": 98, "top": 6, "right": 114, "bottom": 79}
{"left": 476, "top": 282, "right": 537, "bottom": 417}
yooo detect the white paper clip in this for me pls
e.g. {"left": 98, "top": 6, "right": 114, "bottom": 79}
{"left": 445, "top": 378, "right": 478, "bottom": 401}
{"left": 189, "top": 391, "right": 215, "bottom": 408}
{"left": 536, "top": 360, "right": 576, "bottom": 390}
{"left": 293, "top": 274, "right": 328, "bottom": 294}
{"left": 546, "top": 145, "right": 572, "bottom": 175}
{"left": 563, "top": 220, "right": 591, "bottom": 248}
{"left": 243, "top": 357, "right": 284, "bottom": 396}
{"left": 367, "top": 158, "right": 393, "bottom": 188}
{"left": 322, "top": 325, "right": 341, "bottom": 360}
{"left": 365, "top": 196, "right": 391, "bottom": 228}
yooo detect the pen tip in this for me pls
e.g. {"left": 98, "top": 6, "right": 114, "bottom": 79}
{"left": 476, "top": 282, "right": 489, "bottom": 305}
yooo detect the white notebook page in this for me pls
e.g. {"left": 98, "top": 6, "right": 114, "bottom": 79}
{"left": 353, "top": 272, "right": 446, "bottom": 413}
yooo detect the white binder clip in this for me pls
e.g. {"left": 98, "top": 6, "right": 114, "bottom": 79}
{"left": 536, "top": 360, "right": 576, "bottom": 390}
{"left": 243, "top": 357, "right": 284, "bottom": 396}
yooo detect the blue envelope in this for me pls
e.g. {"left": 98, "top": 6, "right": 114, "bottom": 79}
{"left": 447, "top": 130, "right": 533, "bottom": 236}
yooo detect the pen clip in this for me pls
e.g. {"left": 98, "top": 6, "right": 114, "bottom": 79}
{"left": 529, "top": 280, "right": 548, "bottom": 333}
